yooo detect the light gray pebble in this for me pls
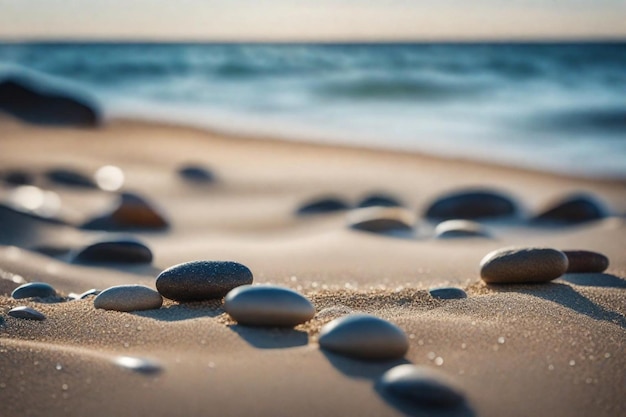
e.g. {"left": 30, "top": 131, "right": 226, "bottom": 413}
{"left": 434, "top": 219, "right": 489, "bottom": 239}
{"left": 224, "top": 285, "right": 315, "bottom": 327}
{"left": 94, "top": 285, "right": 163, "bottom": 312}
{"left": 156, "top": 260, "right": 253, "bottom": 301}
{"left": 480, "top": 247, "right": 568, "bottom": 284}
{"left": 318, "top": 313, "right": 409, "bottom": 360}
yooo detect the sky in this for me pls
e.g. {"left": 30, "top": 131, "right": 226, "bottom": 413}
{"left": 1, "top": 0, "right": 625, "bottom": 41}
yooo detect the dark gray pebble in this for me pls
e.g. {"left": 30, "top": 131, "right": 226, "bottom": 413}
{"left": 480, "top": 247, "right": 568, "bottom": 284}
{"left": 429, "top": 287, "right": 467, "bottom": 300}
{"left": 379, "top": 365, "right": 465, "bottom": 408}
{"left": 94, "top": 285, "right": 163, "bottom": 312}
{"left": 156, "top": 260, "right": 253, "bottom": 301}
{"left": 296, "top": 197, "right": 350, "bottom": 215}
{"left": 357, "top": 193, "right": 402, "bottom": 208}
{"left": 347, "top": 207, "right": 414, "bottom": 233}
{"left": 224, "top": 285, "right": 315, "bottom": 327}
{"left": 564, "top": 250, "right": 609, "bottom": 273}
{"left": 45, "top": 168, "right": 96, "bottom": 188}
{"left": 8, "top": 306, "right": 46, "bottom": 321}
{"left": 2, "top": 170, "right": 34, "bottom": 186}
{"left": 71, "top": 237, "right": 153, "bottom": 264}
{"left": 533, "top": 194, "right": 607, "bottom": 224}
{"left": 178, "top": 165, "right": 215, "bottom": 182}
{"left": 12, "top": 282, "right": 57, "bottom": 299}
{"left": 318, "top": 314, "right": 408, "bottom": 360}
{"left": 425, "top": 189, "right": 518, "bottom": 221}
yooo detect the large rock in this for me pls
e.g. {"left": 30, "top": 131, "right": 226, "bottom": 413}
{"left": 424, "top": 189, "right": 518, "bottom": 221}
{"left": 0, "top": 76, "right": 99, "bottom": 126}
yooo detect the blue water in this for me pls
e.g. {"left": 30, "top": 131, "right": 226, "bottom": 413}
{"left": 1, "top": 42, "right": 625, "bottom": 178}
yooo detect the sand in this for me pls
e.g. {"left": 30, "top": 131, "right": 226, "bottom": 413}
{"left": 0, "top": 116, "right": 625, "bottom": 417}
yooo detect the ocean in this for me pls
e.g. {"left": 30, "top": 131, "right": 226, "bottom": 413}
{"left": 1, "top": 42, "right": 625, "bottom": 179}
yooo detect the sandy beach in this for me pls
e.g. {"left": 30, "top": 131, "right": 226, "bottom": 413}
{"left": 1, "top": 117, "right": 625, "bottom": 417}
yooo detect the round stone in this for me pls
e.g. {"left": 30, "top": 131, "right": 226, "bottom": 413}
{"left": 224, "top": 285, "right": 315, "bottom": 327}
{"left": 178, "top": 165, "right": 215, "bottom": 183}
{"left": 94, "top": 285, "right": 163, "bottom": 312}
{"left": 82, "top": 192, "right": 169, "bottom": 231}
{"left": 480, "top": 247, "right": 568, "bottom": 284}
{"left": 296, "top": 197, "right": 350, "bottom": 215}
{"left": 357, "top": 193, "right": 402, "bottom": 208}
{"left": 379, "top": 365, "right": 465, "bottom": 408}
{"left": 563, "top": 250, "right": 609, "bottom": 273}
{"left": 8, "top": 306, "right": 46, "bottom": 321}
{"left": 156, "top": 260, "right": 253, "bottom": 302}
{"left": 425, "top": 190, "right": 518, "bottom": 221}
{"left": 429, "top": 287, "right": 467, "bottom": 300}
{"left": 113, "top": 356, "right": 163, "bottom": 374}
{"left": 71, "top": 237, "right": 153, "bottom": 264}
{"left": 347, "top": 207, "right": 414, "bottom": 233}
{"left": 533, "top": 194, "right": 607, "bottom": 224}
{"left": 318, "top": 314, "right": 409, "bottom": 360}
{"left": 12, "top": 282, "right": 57, "bottom": 299}
{"left": 434, "top": 219, "right": 489, "bottom": 239}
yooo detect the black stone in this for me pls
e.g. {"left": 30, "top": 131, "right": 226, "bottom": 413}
{"left": 357, "top": 193, "right": 402, "bottom": 208}
{"left": 297, "top": 197, "right": 350, "bottom": 215}
{"left": 533, "top": 194, "right": 607, "bottom": 225}
{"left": 178, "top": 165, "right": 215, "bottom": 183}
{"left": 72, "top": 237, "right": 153, "bottom": 264}
{"left": 44, "top": 168, "right": 96, "bottom": 188}
{"left": 424, "top": 189, "right": 518, "bottom": 221}
{"left": 12, "top": 282, "right": 57, "bottom": 299}
{"left": 0, "top": 76, "right": 100, "bottom": 127}
{"left": 156, "top": 260, "right": 253, "bottom": 301}
{"left": 429, "top": 287, "right": 467, "bottom": 300}
{"left": 2, "top": 170, "right": 34, "bottom": 186}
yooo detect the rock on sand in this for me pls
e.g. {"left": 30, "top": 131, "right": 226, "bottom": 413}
{"left": 480, "top": 247, "right": 568, "bottom": 284}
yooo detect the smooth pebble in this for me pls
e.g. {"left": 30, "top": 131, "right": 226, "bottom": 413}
{"left": 71, "top": 237, "right": 153, "bottom": 264}
{"left": 563, "top": 250, "right": 609, "bottom": 273}
{"left": 178, "top": 165, "right": 215, "bottom": 182}
{"left": 434, "top": 219, "right": 489, "bottom": 238}
{"left": 45, "top": 168, "right": 96, "bottom": 188}
{"left": 296, "top": 197, "right": 350, "bottom": 215}
{"left": 12, "top": 282, "right": 57, "bottom": 299}
{"left": 224, "top": 285, "right": 315, "bottom": 327}
{"left": 379, "top": 364, "right": 465, "bottom": 408}
{"left": 94, "top": 285, "right": 163, "bottom": 312}
{"left": 429, "top": 287, "right": 467, "bottom": 300}
{"left": 318, "top": 313, "right": 409, "bottom": 360}
{"left": 533, "top": 194, "right": 607, "bottom": 224}
{"left": 357, "top": 193, "right": 402, "bottom": 208}
{"left": 8, "top": 306, "right": 46, "bottom": 321}
{"left": 347, "top": 206, "right": 414, "bottom": 233}
{"left": 156, "top": 260, "right": 253, "bottom": 301}
{"left": 480, "top": 247, "right": 568, "bottom": 284}
{"left": 425, "top": 189, "right": 518, "bottom": 221}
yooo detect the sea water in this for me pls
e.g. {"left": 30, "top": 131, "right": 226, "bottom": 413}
{"left": 0, "top": 42, "right": 624, "bottom": 178}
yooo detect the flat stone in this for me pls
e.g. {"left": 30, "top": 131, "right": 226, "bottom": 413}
{"left": 82, "top": 192, "right": 169, "bottom": 231}
{"left": 12, "top": 282, "right": 57, "bottom": 299}
{"left": 425, "top": 189, "right": 518, "bottom": 221}
{"left": 45, "top": 168, "right": 96, "bottom": 188}
{"left": 357, "top": 193, "right": 402, "bottom": 208}
{"left": 156, "top": 260, "right": 253, "bottom": 301}
{"left": 224, "top": 285, "right": 315, "bottom": 327}
{"left": 533, "top": 194, "right": 607, "bottom": 224}
{"left": 434, "top": 219, "right": 489, "bottom": 238}
{"left": 8, "top": 306, "right": 46, "bottom": 321}
{"left": 94, "top": 285, "right": 163, "bottom": 312}
{"left": 71, "top": 237, "right": 153, "bottom": 264}
{"left": 178, "top": 165, "right": 215, "bottom": 182}
{"left": 296, "top": 197, "right": 350, "bottom": 215}
{"left": 564, "top": 250, "right": 609, "bottom": 273}
{"left": 379, "top": 365, "right": 465, "bottom": 408}
{"left": 318, "top": 313, "right": 409, "bottom": 360}
{"left": 480, "top": 247, "right": 568, "bottom": 284}
{"left": 429, "top": 287, "right": 467, "bottom": 300}
{"left": 347, "top": 207, "right": 414, "bottom": 233}
{"left": 113, "top": 356, "right": 163, "bottom": 374}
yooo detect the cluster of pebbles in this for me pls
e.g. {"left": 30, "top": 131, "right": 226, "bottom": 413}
{"left": 3, "top": 244, "right": 611, "bottom": 411}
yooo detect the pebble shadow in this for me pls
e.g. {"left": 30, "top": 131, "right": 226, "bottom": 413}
{"left": 561, "top": 273, "right": 626, "bottom": 289}
{"left": 133, "top": 300, "right": 224, "bottom": 322}
{"left": 228, "top": 324, "right": 308, "bottom": 349}
{"left": 487, "top": 282, "right": 626, "bottom": 329}
{"left": 374, "top": 383, "right": 476, "bottom": 417}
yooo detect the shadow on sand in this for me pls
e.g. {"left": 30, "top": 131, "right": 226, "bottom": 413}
{"left": 227, "top": 324, "right": 309, "bottom": 349}
{"left": 561, "top": 273, "right": 626, "bottom": 289}
{"left": 134, "top": 300, "right": 224, "bottom": 322}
